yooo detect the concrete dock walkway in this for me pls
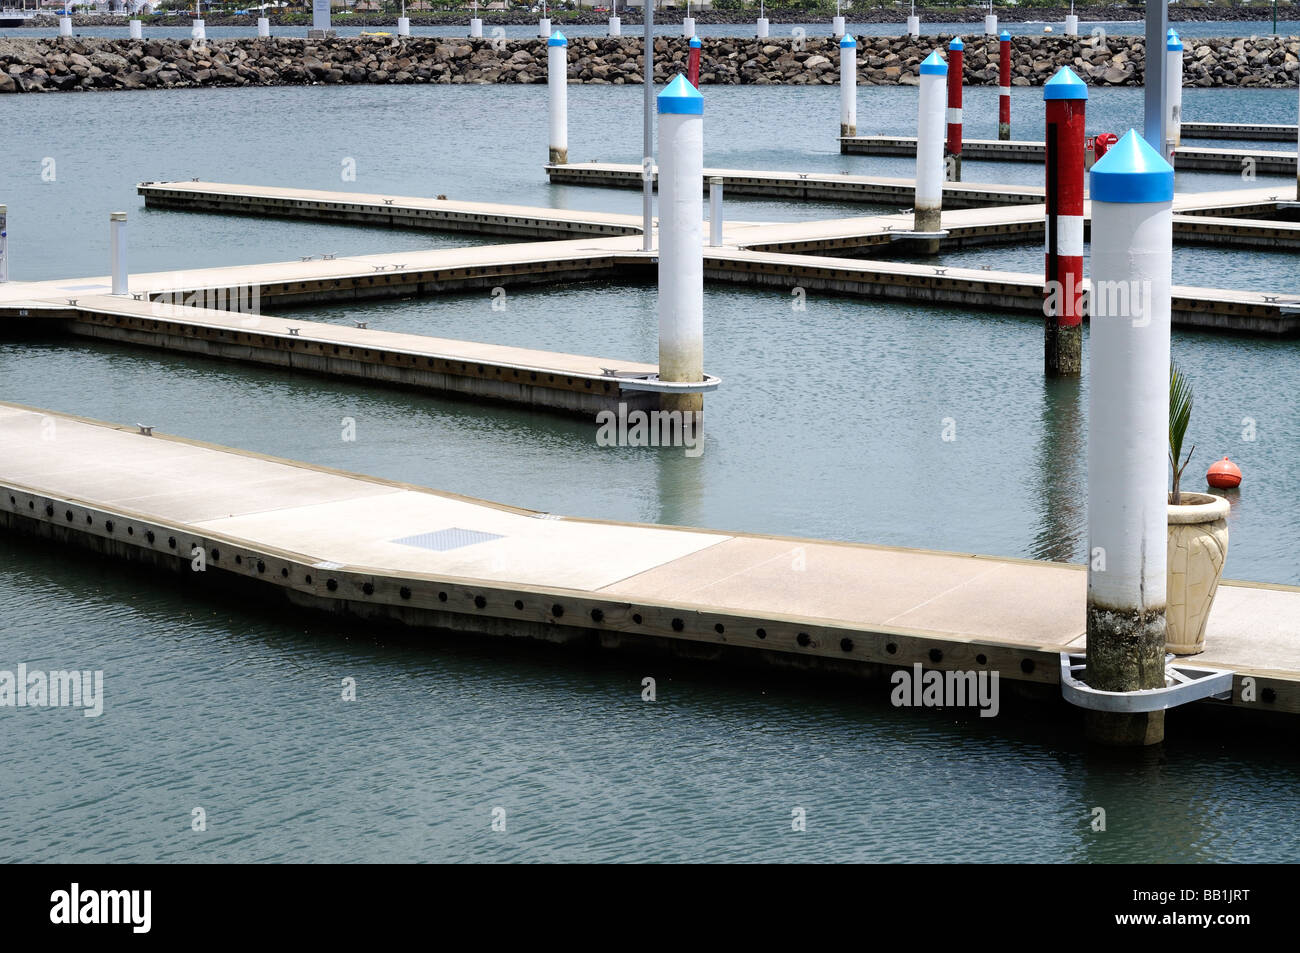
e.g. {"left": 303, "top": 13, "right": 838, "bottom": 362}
{"left": 1, "top": 402, "right": 1295, "bottom": 715}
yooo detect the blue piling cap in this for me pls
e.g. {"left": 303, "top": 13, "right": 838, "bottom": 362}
{"left": 949, "top": 36, "right": 963, "bottom": 51}
{"left": 1089, "top": 129, "right": 1174, "bottom": 204}
{"left": 1167, "top": 30, "right": 1182, "bottom": 51}
{"left": 548, "top": 30, "right": 567, "bottom": 46}
{"left": 919, "top": 51, "right": 947, "bottom": 75}
{"left": 658, "top": 74, "right": 703, "bottom": 115}
{"left": 999, "top": 30, "right": 1011, "bottom": 41}
{"left": 1043, "top": 65, "right": 1087, "bottom": 100}
{"left": 840, "top": 34, "right": 856, "bottom": 48}
{"left": 689, "top": 35, "right": 701, "bottom": 48}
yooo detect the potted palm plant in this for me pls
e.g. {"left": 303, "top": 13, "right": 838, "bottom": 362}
{"left": 1166, "top": 362, "right": 1230, "bottom": 655}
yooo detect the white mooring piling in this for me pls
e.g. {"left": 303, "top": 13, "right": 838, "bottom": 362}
{"left": 1167, "top": 30, "right": 1184, "bottom": 152}
{"left": 907, "top": 3, "right": 920, "bottom": 38}
{"left": 839, "top": 34, "right": 857, "bottom": 139}
{"left": 756, "top": 2, "right": 769, "bottom": 40}
{"left": 470, "top": 18, "right": 483, "bottom": 38}
{"left": 913, "top": 50, "right": 947, "bottom": 251}
{"left": 311, "top": 0, "right": 329, "bottom": 33}
{"left": 608, "top": 16, "right": 620, "bottom": 37}
{"left": 548, "top": 31, "right": 568, "bottom": 165}
{"left": 129, "top": 19, "right": 143, "bottom": 39}
{"left": 1085, "top": 130, "right": 1175, "bottom": 747}
{"left": 657, "top": 75, "right": 705, "bottom": 414}
{"left": 984, "top": 14, "right": 997, "bottom": 36}
{"left": 110, "top": 212, "right": 128, "bottom": 296}
{"left": 833, "top": 8, "right": 845, "bottom": 38}
{"left": 257, "top": 16, "right": 270, "bottom": 37}
{"left": 539, "top": 17, "right": 551, "bottom": 39}
{"left": 58, "top": 16, "right": 72, "bottom": 37}
{"left": 398, "top": 16, "right": 411, "bottom": 37}
{"left": 683, "top": 15, "right": 695, "bottom": 38}
{"left": 1065, "top": 13, "right": 1079, "bottom": 36}
{"left": 192, "top": 18, "right": 206, "bottom": 40}
{"left": 709, "top": 176, "right": 723, "bottom": 247}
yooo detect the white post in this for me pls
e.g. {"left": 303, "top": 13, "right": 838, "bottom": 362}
{"left": 548, "top": 31, "right": 568, "bottom": 165}
{"left": 833, "top": 14, "right": 845, "bottom": 38}
{"left": 757, "top": 1, "right": 768, "bottom": 39}
{"left": 59, "top": 15, "right": 72, "bottom": 36}
{"left": 398, "top": 17, "right": 410, "bottom": 36}
{"left": 914, "top": 50, "right": 946, "bottom": 242}
{"left": 539, "top": 17, "right": 551, "bottom": 39}
{"left": 1296, "top": 74, "right": 1299, "bottom": 201}
{"left": 984, "top": 14, "right": 997, "bottom": 36}
{"left": 709, "top": 176, "right": 723, "bottom": 247}
{"left": 609, "top": 16, "right": 620, "bottom": 36}
{"left": 1085, "top": 129, "right": 1175, "bottom": 746}
{"left": 471, "top": 18, "right": 483, "bottom": 38}
{"left": 192, "top": 18, "right": 206, "bottom": 40}
{"left": 0, "top": 204, "right": 8, "bottom": 284}
{"left": 257, "top": 17, "right": 270, "bottom": 37}
{"left": 1065, "top": 14, "right": 1079, "bottom": 36}
{"left": 657, "top": 74, "right": 705, "bottom": 414}
{"left": 129, "top": 19, "right": 143, "bottom": 39}
{"left": 839, "top": 34, "right": 857, "bottom": 138}
{"left": 311, "top": 0, "right": 329, "bottom": 33}
{"left": 1166, "top": 30, "right": 1183, "bottom": 152}
{"left": 682, "top": 10, "right": 695, "bottom": 38}
{"left": 110, "top": 212, "right": 128, "bottom": 296}
{"left": 907, "top": 3, "right": 919, "bottom": 39}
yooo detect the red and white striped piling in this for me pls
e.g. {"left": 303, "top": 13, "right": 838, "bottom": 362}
{"left": 687, "top": 36, "right": 702, "bottom": 88}
{"left": 1043, "top": 66, "right": 1087, "bottom": 377}
{"left": 945, "top": 37, "right": 964, "bottom": 181}
{"left": 998, "top": 30, "right": 1011, "bottom": 140}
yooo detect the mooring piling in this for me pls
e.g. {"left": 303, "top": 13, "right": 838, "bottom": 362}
{"left": 1085, "top": 130, "right": 1176, "bottom": 747}
{"left": 129, "top": 19, "right": 143, "bottom": 39}
{"left": 0, "top": 205, "right": 8, "bottom": 284}
{"left": 688, "top": 36, "right": 702, "bottom": 88}
{"left": 946, "top": 37, "right": 964, "bottom": 181}
{"left": 608, "top": 15, "right": 620, "bottom": 37}
{"left": 1167, "top": 30, "right": 1184, "bottom": 153}
{"left": 709, "top": 176, "right": 723, "bottom": 247}
{"left": 839, "top": 34, "right": 857, "bottom": 139}
{"left": 109, "top": 212, "right": 128, "bottom": 296}
{"left": 913, "top": 50, "right": 948, "bottom": 252}
{"left": 548, "top": 31, "right": 568, "bottom": 166}
{"left": 998, "top": 31, "right": 1012, "bottom": 141}
{"left": 58, "top": 15, "right": 71, "bottom": 37}
{"left": 657, "top": 75, "right": 705, "bottom": 414}
{"left": 192, "top": 17, "right": 206, "bottom": 41}
{"left": 1044, "top": 66, "right": 1086, "bottom": 378}
{"left": 257, "top": 16, "right": 269, "bottom": 37}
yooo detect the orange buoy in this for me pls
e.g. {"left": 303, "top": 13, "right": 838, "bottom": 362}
{"left": 1206, "top": 457, "right": 1242, "bottom": 489}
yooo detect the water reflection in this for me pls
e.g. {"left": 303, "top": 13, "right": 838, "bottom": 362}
{"left": 1031, "top": 373, "right": 1087, "bottom": 563}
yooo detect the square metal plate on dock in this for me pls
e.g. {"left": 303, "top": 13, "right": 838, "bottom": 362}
{"left": 392, "top": 528, "right": 504, "bottom": 552}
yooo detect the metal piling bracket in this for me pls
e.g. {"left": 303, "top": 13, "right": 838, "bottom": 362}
{"left": 1059, "top": 652, "right": 1235, "bottom": 712}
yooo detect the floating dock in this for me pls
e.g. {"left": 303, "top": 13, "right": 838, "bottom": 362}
{"left": 839, "top": 136, "right": 1299, "bottom": 175}
{"left": 1181, "top": 121, "right": 1298, "bottom": 142}
{"left": 545, "top": 162, "right": 1045, "bottom": 208}
{"left": 2, "top": 402, "right": 1296, "bottom": 716}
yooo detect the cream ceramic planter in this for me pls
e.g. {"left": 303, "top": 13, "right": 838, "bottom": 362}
{"left": 1166, "top": 492, "right": 1230, "bottom": 655}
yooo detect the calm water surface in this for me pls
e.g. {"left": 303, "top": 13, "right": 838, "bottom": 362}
{"left": 1, "top": 80, "right": 1297, "bottom": 862}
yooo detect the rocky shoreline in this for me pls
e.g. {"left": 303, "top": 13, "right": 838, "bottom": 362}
{"left": 35, "top": 6, "right": 1300, "bottom": 27}
{"left": 2, "top": 34, "right": 1297, "bottom": 93}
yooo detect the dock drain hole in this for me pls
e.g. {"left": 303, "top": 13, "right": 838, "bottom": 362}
{"left": 400, "top": 586, "right": 411, "bottom": 600}
{"left": 797, "top": 633, "right": 811, "bottom": 647}
{"left": 590, "top": 608, "right": 604, "bottom": 622}
{"left": 105, "top": 521, "right": 114, "bottom": 533}
{"left": 633, "top": 613, "right": 643, "bottom": 625}
{"left": 515, "top": 600, "right": 524, "bottom": 610}
{"left": 714, "top": 623, "right": 725, "bottom": 634}
{"left": 256, "top": 561, "right": 266, "bottom": 574}
{"left": 327, "top": 579, "right": 338, "bottom": 592}
{"left": 235, "top": 554, "right": 242, "bottom": 565}
{"left": 1020, "top": 659, "right": 1035, "bottom": 674}
{"left": 840, "top": 638, "right": 854, "bottom": 653}
{"left": 886, "top": 642, "right": 898, "bottom": 654}
{"left": 475, "top": 595, "right": 487, "bottom": 609}
{"left": 671, "top": 618, "right": 684, "bottom": 632}
{"left": 756, "top": 628, "right": 767, "bottom": 639}
{"left": 929, "top": 649, "right": 943, "bottom": 663}
{"left": 1263, "top": 688, "right": 1277, "bottom": 704}
{"left": 85, "top": 515, "right": 92, "bottom": 525}
{"left": 168, "top": 536, "right": 177, "bottom": 549}
{"left": 363, "top": 582, "right": 374, "bottom": 595}
{"left": 438, "top": 591, "right": 448, "bottom": 602}
{"left": 45, "top": 504, "right": 54, "bottom": 517}
{"left": 127, "top": 526, "right": 134, "bottom": 536}
{"left": 60, "top": 509, "right": 71, "bottom": 522}
{"left": 146, "top": 531, "right": 155, "bottom": 544}
{"left": 976, "top": 653, "right": 988, "bottom": 666}
{"left": 7, "top": 496, "right": 13, "bottom": 505}
{"left": 551, "top": 604, "right": 563, "bottom": 618}
{"left": 281, "top": 568, "right": 289, "bottom": 579}
{"left": 304, "top": 574, "right": 312, "bottom": 585}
